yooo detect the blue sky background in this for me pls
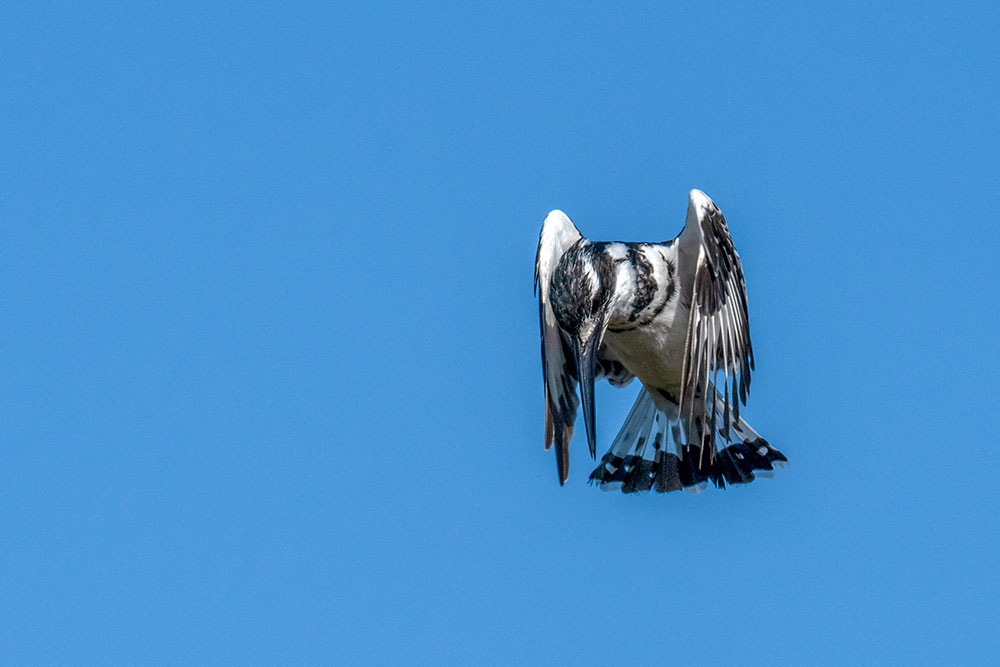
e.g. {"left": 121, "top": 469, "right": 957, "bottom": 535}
{"left": 3, "top": 2, "right": 999, "bottom": 665}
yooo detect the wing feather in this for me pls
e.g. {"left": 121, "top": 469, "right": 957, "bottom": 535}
{"left": 535, "top": 210, "right": 583, "bottom": 484}
{"left": 677, "top": 190, "right": 754, "bottom": 458}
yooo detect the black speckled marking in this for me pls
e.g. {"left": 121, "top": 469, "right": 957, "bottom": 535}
{"left": 608, "top": 244, "right": 677, "bottom": 333}
{"left": 626, "top": 245, "right": 656, "bottom": 321}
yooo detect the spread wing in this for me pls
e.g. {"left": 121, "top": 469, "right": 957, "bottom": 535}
{"left": 535, "top": 210, "right": 583, "bottom": 484}
{"left": 677, "top": 190, "right": 754, "bottom": 450}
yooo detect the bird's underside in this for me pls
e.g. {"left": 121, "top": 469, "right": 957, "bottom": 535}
{"left": 534, "top": 189, "right": 787, "bottom": 493}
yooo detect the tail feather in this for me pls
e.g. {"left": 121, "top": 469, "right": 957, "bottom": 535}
{"left": 588, "top": 390, "right": 657, "bottom": 492}
{"left": 589, "top": 384, "right": 787, "bottom": 494}
{"left": 623, "top": 409, "right": 661, "bottom": 492}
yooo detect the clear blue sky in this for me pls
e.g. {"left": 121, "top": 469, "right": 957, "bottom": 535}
{"left": 3, "top": 2, "right": 998, "bottom": 665}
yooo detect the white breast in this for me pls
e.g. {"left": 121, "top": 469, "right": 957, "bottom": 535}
{"left": 603, "top": 243, "right": 693, "bottom": 392}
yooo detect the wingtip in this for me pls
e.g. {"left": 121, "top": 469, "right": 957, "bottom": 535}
{"left": 556, "top": 453, "right": 570, "bottom": 486}
{"left": 555, "top": 424, "right": 572, "bottom": 485}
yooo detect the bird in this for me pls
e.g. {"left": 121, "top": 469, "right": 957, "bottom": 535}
{"left": 534, "top": 189, "right": 787, "bottom": 493}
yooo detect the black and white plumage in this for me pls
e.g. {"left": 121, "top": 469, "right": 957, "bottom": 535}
{"left": 534, "top": 189, "right": 787, "bottom": 492}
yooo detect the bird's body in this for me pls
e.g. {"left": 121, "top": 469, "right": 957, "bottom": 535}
{"left": 601, "top": 241, "right": 688, "bottom": 395}
{"left": 535, "top": 189, "right": 787, "bottom": 493}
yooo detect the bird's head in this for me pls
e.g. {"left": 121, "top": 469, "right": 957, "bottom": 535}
{"left": 548, "top": 243, "right": 616, "bottom": 457}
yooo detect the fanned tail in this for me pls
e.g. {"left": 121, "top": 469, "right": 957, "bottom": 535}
{"left": 589, "top": 384, "right": 787, "bottom": 494}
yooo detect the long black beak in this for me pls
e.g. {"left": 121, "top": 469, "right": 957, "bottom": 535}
{"left": 574, "top": 334, "right": 600, "bottom": 459}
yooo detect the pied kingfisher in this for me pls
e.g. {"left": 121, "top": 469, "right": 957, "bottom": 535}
{"left": 534, "top": 189, "right": 787, "bottom": 493}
